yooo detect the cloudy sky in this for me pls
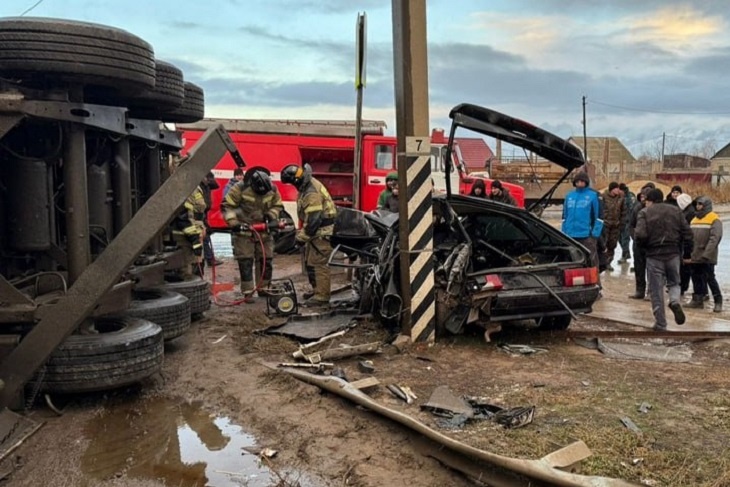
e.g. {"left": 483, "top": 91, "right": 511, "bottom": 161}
{"left": 3, "top": 0, "right": 730, "bottom": 158}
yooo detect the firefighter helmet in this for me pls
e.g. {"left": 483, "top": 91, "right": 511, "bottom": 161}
{"left": 281, "top": 164, "right": 311, "bottom": 189}
{"left": 249, "top": 169, "right": 273, "bottom": 195}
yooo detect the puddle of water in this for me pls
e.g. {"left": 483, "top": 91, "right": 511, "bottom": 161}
{"left": 82, "top": 397, "right": 313, "bottom": 487}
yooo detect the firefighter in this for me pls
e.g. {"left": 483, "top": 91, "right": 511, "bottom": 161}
{"left": 221, "top": 166, "right": 283, "bottom": 297}
{"left": 281, "top": 163, "right": 337, "bottom": 306}
{"left": 172, "top": 182, "right": 207, "bottom": 279}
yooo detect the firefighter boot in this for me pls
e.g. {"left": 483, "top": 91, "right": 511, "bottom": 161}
{"left": 238, "top": 259, "right": 255, "bottom": 296}
{"left": 686, "top": 294, "right": 705, "bottom": 309}
{"left": 713, "top": 295, "right": 723, "bottom": 313}
{"left": 302, "top": 264, "right": 316, "bottom": 301}
{"left": 257, "top": 258, "right": 274, "bottom": 297}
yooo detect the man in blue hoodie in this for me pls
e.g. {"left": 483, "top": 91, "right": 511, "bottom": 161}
{"left": 562, "top": 172, "right": 603, "bottom": 269}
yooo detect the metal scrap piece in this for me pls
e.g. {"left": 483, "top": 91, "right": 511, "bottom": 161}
{"left": 619, "top": 416, "right": 642, "bottom": 435}
{"left": 421, "top": 386, "right": 474, "bottom": 419}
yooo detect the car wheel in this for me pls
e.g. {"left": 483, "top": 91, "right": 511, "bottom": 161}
{"left": 157, "top": 275, "right": 211, "bottom": 319}
{"left": 536, "top": 315, "right": 572, "bottom": 331}
{"left": 124, "top": 289, "right": 191, "bottom": 341}
{"left": 29, "top": 316, "right": 163, "bottom": 394}
{"left": 162, "top": 82, "right": 204, "bottom": 123}
{"left": 0, "top": 18, "right": 155, "bottom": 92}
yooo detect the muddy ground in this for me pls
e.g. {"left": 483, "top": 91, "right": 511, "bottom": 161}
{"left": 2, "top": 254, "right": 730, "bottom": 487}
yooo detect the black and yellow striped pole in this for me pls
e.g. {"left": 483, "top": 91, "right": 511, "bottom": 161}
{"left": 392, "top": 0, "right": 435, "bottom": 343}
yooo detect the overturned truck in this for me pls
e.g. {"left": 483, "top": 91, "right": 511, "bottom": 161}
{"left": 0, "top": 17, "right": 241, "bottom": 409}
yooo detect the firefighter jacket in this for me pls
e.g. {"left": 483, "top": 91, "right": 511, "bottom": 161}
{"left": 222, "top": 182, "right": 283, "bottom": 229}
{"left": 174, "top": 185, "right": 206, "bottom": 253}
{"left": 601, "top": 190, "right": 626, "bottom": 227}
{"left": 297, "top": 177, "right": 337, "bottom": 242}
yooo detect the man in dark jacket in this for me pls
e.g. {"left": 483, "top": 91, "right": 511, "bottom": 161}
{"left": 601, "top": 181, "right": 626, "bottom": 271}
{"left": 628, "top": 186, "right": 653, "bottom": 299}
{"left": 488, "top": 180, "right": 517, "bottom": 206}
{"left": 635, "top": 189, "right": 693, "bottom": 331}
{"left": 618, "top": 183, "right": 636, "bottom": 263}
{"left": 665, "top": 185, "right": 682, "bottom": 206}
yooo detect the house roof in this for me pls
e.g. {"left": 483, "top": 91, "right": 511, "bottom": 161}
{"left": 568, "top": 136, "right": 636, "bottom": 164}
{"left": 455, "top": 137, "right": 494, "bottom": 169}
{"left": 712, "top": 142, "right": 730, "bottom": 159}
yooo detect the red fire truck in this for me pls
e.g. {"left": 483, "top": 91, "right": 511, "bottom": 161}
{"left": 179, "top": 119, "right": 525, "bottom": 231}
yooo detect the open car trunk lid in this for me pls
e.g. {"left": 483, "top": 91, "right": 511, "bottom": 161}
{"left": 444, "top": 104, "right": 586, "bottom": 209}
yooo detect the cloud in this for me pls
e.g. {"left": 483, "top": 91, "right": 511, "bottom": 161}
{"left": 270, "top": 0, "right": 388, "bottom": 14}
{"left": 619, "top": 5, "right": 724, "bottom": 48}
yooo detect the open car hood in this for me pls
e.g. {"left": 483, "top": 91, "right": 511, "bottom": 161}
{"left": 448, "top": 104, "right": 585, "bottom": 171}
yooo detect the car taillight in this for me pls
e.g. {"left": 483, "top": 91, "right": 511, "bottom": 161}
{"left": 482, "top": 274, "right": 503, "bottom": 291}
{"left": 564, "top": 267, "right": 598, "bottom": 286}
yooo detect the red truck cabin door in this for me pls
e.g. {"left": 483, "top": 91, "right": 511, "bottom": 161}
{"left": 360, "top": 136, "right": 396, "bottom": 212}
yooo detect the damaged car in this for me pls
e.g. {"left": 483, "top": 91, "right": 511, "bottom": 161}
{"left": 331, "top": 104, "right": 600, "bottom": 337}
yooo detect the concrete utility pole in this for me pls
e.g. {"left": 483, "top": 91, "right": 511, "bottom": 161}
{"left": 392, "top": 0, "right": 435, "bottom": 343}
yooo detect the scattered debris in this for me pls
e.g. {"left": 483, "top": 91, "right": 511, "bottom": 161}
{"left": 292, "top": 330, "right": 348, "bottom": 359}
{"left": 499, "top": 344, "right": 548, "bottom": 355}
{"left": 415, "top": 355, "right": 435, "bottom": 362}
{"left": 391, "top": 334, "right": 411, "bottom": 352}
{"left": 581, "top": 380, "right": 591, "bottom": 387}
{"left": 260, "top": 448, "right": 278, "bottom": 459}
{"left": 421, "top": 386, "right": 474, "bottom": 419}
{"left": 262, "top": 309, "right": 359, "bottom": 341}
{"left": 278, "top": 362, "right": 334, "bottom": 370}
{"left": 575, "top": 337, "right": 693, "bottom": 363}
{"left": 386, "top": 384, "right": 417, "bottom": 404}
{"left": 638, "top": 402, "right": 652, "bottom": 414}
{"left": 494, "top": 406, "right": 535, "bottom": 429}
{"left": 619, "top": 416, "right": 642, "bottom": 435}
{"left": 303, "top": 342, "right": 381, "bottom": 364}
{"left": 349, "top": 377, "right": 380, "bottom": 391}
{"left": 211, "top": 335, "right": 227, "bottom": 344}
{"left": 330, "top": 367, "right": 348, "bottom": 381}
{"left": 358, "top": 360, "right": 375, "bottom": 374}
{"left": 281, "top": 368, "right": 631, "bottom": 487}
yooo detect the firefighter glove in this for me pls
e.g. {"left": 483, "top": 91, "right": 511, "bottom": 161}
{"left": 193, "top": 246, "right": 203, "bottom": 257}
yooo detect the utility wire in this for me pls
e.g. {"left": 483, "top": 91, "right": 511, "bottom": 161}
{"left": 20, "top": 0, "right": 46, "bottom": 16}
{"left": 589, "top": 98, "right": 730, "bottom": 116}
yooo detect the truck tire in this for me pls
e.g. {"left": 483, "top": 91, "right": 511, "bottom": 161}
{"left": 158, "top": 275, "right": 210, "bottom": 319}
{"left": 124, "top": 289, "right": 191, "bottom": 341}
{"left": 30, "top": 316, "right": 163, "bottom": 394}
{"left": 162, "top": 82, "right": 204, "bottom": 123}
{"left": 127, "top": 60, "right": 185, "bottom": 117}
{"left": 89, "top": 59, "right": 185, "bottom": 115}
{"left": 0, "top": 18, "right": 155, "bottom": 92}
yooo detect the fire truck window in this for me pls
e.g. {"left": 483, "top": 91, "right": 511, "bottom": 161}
{"left": 375, "top": 145, "right": 395, "bottom": 170}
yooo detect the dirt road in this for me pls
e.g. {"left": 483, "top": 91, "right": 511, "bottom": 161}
{"left": 3, "top": 255, "right": 730, "bottom": 487}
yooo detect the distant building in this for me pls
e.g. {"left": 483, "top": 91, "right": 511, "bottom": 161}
{"left": 711, "top": 142, "right": 730, "bottom": 174}
{"left": 568, "top": 136, "right": 636, "bottom": 179}
{"left": 662, "top": 153, "right": 711, "bottom": 170}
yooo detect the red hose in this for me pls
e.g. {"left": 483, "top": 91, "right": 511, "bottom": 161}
{"left": 210, "top": 227, "right": 268, "bottom": 307}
